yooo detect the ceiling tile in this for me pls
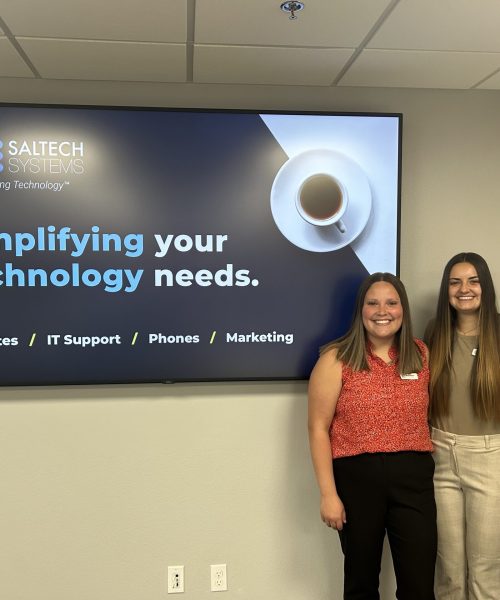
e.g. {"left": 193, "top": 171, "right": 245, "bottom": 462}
{"left": 368, "top": 0, "right": 500, "bottom": 52}
{"left": 194, "top": 45, "right": 353, "bottom": 86}
{"left": 477, "top": 69, "right": 500, "bottom": 89}
{"left": 2, "top": 0, "right": 500, "bottom": 91}
{"left": 195, "top": 0, "right": 392, "bottom": 47}
{"left": 0, "top": 38, "right": 34, "bottom": 77}
{"left": 339, "top": 49, "right": 500, "bottom": 89}
{"left": 17, "top": 38, "right": 186, "bottom": 82}
{"left": 1, "top": 0, "right": 187, "bottom": 42}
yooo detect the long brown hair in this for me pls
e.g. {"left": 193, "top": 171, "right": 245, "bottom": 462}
{"left": 428, "top": 252, "right": 500, "bottom": 421}
{"left": 321, "top": 272, "right": 423, "bottom": 375}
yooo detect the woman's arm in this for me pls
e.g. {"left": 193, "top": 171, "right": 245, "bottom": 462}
{"left": 308, "top": 348, "right": 346, "bottom": 530}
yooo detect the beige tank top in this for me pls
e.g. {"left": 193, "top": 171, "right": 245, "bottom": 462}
{"left": 433, "top": 331, "right": 500, "bottom": 435}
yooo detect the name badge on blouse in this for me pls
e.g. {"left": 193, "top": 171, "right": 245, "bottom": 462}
{"left": 400, "top": 373, "right": 418, "bottom": 380}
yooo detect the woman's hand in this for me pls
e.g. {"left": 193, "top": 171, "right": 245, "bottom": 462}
{"left": 320, "top": 493, "right": 347, "bottom": 531}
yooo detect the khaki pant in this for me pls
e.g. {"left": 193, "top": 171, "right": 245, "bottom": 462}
{"left": 431, "top": 427, "right": 500, "bottom": 600}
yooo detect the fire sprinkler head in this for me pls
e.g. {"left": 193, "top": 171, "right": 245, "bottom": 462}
{"left": 280, "top": 1, "right": 305, "bottom": 20}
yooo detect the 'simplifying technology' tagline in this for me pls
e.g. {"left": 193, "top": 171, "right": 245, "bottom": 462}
{"left": 0, "top": 226, "right": 261, "bottom": 292}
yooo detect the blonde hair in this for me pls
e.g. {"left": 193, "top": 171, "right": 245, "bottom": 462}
{"left": 321, "top": 273, "right": 423, "bottom": 375}
{"left": 428, "top": 252, "right": 500, "bottom": 421}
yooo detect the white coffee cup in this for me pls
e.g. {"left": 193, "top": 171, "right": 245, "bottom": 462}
{"left": 295, "top": 173, "right": 348, "bottom": 232}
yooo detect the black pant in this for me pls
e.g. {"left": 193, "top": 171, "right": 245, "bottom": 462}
{"left": 333, "top": 452, "right": 437, "bottom": 600}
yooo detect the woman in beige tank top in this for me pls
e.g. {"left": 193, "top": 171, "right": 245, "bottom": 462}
{"left": 425, "top": 252, "right": 500, "bottom": 600}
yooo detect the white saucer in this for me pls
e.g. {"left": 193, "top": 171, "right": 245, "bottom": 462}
{"left": 270, "top": 149, "right": 372, "bottom": 252}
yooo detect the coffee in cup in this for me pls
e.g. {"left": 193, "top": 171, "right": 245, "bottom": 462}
{"left": 296, "top": 173, "right": 347, "bottom": 232}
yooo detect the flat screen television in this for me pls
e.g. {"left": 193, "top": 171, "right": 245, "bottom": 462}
{"left": 0, "top": 104, "right": 401, "bottom": 385}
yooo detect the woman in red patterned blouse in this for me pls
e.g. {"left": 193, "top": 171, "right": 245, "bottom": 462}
{"left": 308, "top": 272, "right": 436, "bottom": 600}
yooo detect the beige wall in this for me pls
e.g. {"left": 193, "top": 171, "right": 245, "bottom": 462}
{"left": 0, "top": 79, "right": 499, "bottom": 600}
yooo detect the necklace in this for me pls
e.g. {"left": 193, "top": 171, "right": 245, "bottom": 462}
{"left": 457, "top": 325, "right": 479, "bottom": 335}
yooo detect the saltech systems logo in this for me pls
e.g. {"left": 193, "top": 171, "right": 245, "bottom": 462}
{"left": 0, "top": 137, "right": 85, "bottom": 176}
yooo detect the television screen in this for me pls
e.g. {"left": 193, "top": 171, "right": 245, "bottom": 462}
{"left": 0, "top": 105, "right": 401, "bottom": 385}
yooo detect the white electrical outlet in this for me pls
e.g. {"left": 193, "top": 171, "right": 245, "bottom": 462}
{"left": 167, "top": 565, "right": 184, "bottom": 594}
{"left": 210, "top": 564, "right": 227, "bottom": 592}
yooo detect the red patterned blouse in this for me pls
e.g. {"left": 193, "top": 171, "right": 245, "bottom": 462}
{"left": 329, "top": 338, "right": 433, "bottom": 459}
